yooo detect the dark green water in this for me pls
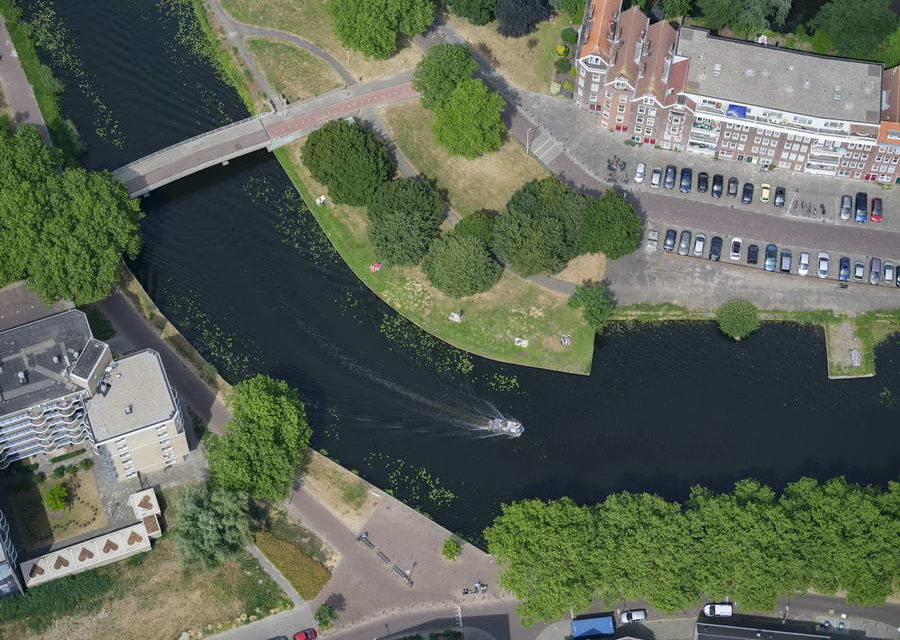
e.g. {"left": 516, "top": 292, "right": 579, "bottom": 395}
{"left": 26, "top": 0, "right": 899, "bottom": 537}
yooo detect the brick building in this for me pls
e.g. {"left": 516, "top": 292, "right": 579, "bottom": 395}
{"left": 575, "top": 0, "right": 900, "bottom": 184}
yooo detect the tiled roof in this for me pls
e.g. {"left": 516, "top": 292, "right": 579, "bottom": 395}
{"left": 635, "top": 20, "right": 678, "bottom": 102}
{"left": 882, "top": 66, "right": 900, "bottom": 123}
{"left": 608, "top": 7, "right": 648, "bottom": 86}
{"left": 578, "top": 0, "right": 620, "bottom": 61}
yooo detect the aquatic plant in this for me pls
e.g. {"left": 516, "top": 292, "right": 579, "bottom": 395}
{"left": 378, "top": 313, "right": 474, "bottom": 376}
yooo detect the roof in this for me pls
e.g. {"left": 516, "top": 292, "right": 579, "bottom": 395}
{"left": 0, "top": 283, "right": 71, "bottom": 332}
{"left": 0, "top": 310, "right": 92, "bottom": 418}
{"left": 676, "top": 27, "right": 883, "bottom": 123}
{"left": 572, "top": 613, "right": 616, "bottom": 638}
{"left": 696, "top": 622, "right": 829, "bottom": 640}
{"left": 881, "top": 66, "right": 900, "bottom": 124}
{"left": 70, "top": 339, "right": 108, "bottom": 382}
{"left": 608, "top": 7, "right": 647, "bottom": 86}
{"left": 579, "top": 0, "right": 620, "bottom": 61}
{"left": 635, "top": 20, "right": 678, "bottom": 102}
{"left": 86, "top": 349, "right": 178, "bottom": 442}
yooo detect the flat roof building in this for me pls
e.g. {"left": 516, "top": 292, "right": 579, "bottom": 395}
{"left": 696, "top": 622, "right": 829, "bottom": 640}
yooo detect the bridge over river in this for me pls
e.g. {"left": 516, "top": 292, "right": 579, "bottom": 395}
{"left": 112, "top": 73, "right": 416, "bottom": 197}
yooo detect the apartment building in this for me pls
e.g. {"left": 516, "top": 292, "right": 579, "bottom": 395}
{"left": 575, "top": 0, "right": 900, "bottom": 184}
{"left": 0, "top": 310, "right": 187, "bottom": 479}
{"left": 0, "top": 511, "right": 23, "bottom": 597}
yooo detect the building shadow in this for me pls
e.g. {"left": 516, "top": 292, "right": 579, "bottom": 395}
{"left": 380, "top": 613, "right": 510, "bottom": 640}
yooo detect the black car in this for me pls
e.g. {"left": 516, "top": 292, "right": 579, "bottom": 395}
{"left": 708, "top": 236, "right": 723, "bottom": 261}
{"left": 679, "top": 168, "right": 693, "bottom": 193}
{"left": 764, "top": 244, "right": 777, "bottom": 272}
{"left": 664, "top": 165, "right": 677, "bottom": 189}
{"left": 773, "top": 186, "right": 785, "bottom": 208}
{"left": 854, "top": 192, "right": 867, "bottom": 222}
{"left": 727, "top": 177, "right": 739, "bottom": 197}
{"left": 747, "top": 244, "right": 759, "bottom": 265}
{"left": 711, "top": 174, "right": 723, "bottom": 198}
{"left": 780, "top": 249, "right": 792, "bottom": 273}
{"left": 741, "top": 182, "right": 754, "bottom": 204}
{"left": 663, "top": 229, "right": 677, "bottom": 251}
{"left": 697, "top": 172, "right": 709, "bottom": 193}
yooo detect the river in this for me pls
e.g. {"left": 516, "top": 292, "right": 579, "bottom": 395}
{"left": 25, "top": 0, "right": 899, "bottom": 538}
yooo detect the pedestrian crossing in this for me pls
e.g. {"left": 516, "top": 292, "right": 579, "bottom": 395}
{"left": 529, "top": 127, "right": 564, "bottom": 165}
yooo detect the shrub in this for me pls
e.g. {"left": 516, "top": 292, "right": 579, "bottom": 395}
{"left": 35, "top": 472, "right": 46, "bottom": 485}
{"left": 66, "top": 464, "right": 79, "bottom": 475}
{"left": 52, "top": 466, "right": 65, "bottom": 479}
{"left": 49, "top": 448, "right": 86, "bottom": 464}
{"left": 562, "top": 81, "right": 574, "bottom": 91}
{"left": 715, "top": 301, "right": 761, "bottom": 339}
{"left": 452, "top": 211, "right": 494, "bottom": 246}
{"left": 255, "top": 531, "right": 331, "bottom": 600}
{"left": 422, "top": 234, "right": 502, "bottom": 298}
{"left": 569, "top": 283, "right": 616, "bottom": 331}
{"left": 79, "top": 458, "right": 94, "bottom": 471}
{"left": 43, "top": 482, "right": 69, "bottom": 511}
{"left": 315, "top": 603, "right": 338, "bottom": 629}
{"left": 556, "top": 44, "right": 569, "bottom": 57}
{"left": 367, "top": 178, "right": 444, "bottom": 266}
{"left": 0, "top": 569, "right": 114, "bottom": 631}
{"left": 442, "top": 537, "right": 462, "bottom": 560}
{"left": 561, "top": 27, "right": 578, "bottom": 44}
{"left": 171, "top": 482, "right": 250, "bottom": 568}
{"left": 554, "top": 59, "right": 572, "bottom": 74}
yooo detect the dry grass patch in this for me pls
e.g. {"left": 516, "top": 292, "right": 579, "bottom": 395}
{"left": 255, "top": 531, "right": 331, "bottom": 599}
{"left": 221, "top": 0, "right": 422, "bottom": 82}
{"left": 555, "top": 254, "right": 607, "bottom": 285}
{"left": 380, "top": 102, "right": 547, "bottom": 215}
{"left": 246, "top": 37, "right": 343, "bottom": 101}
{"left": 447, "top": 15, "right": 566, "bottom": 93}
{"left": 301, "top": 451, "right": 380, "bottom": 532}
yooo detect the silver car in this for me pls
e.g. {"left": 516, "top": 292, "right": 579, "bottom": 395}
{"left": 798, "top": 252, "right": 810, "bottom": 276}
{"left": 634, "top": 162, "right": 646, "bottom": 183}
{"left": 817, "top": 252, "right": 830, "bottom": 278}
{"left": 869, "top": 258, "right": 881, "bottom": 285}
{"left": 692, "top": 233, "right": 707, "bottom": 256}
{"left": 840, "top": 195, "right": 852, "bottom": 221}
{"left": 650, "top": 167, "right": 662, "bottom": 188}
{"left": 678, "top": 230, "right": 692, "bottom": 255}
{"left": 884, "top": 262, "right": 895, "bottom": 286}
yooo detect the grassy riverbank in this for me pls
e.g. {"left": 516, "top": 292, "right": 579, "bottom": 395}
{"left": 246, "top": 36, "right": 342, "bottom": 101}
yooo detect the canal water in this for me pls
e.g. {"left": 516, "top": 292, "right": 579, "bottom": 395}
{"left": 27, "top": 0, "right": 899, "bottom": 537}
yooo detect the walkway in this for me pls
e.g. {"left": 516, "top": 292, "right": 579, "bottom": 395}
{"left": 0, "top": 17, "right": 51, "bottom": 144}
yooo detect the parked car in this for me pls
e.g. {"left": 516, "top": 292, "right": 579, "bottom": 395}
{"left": 840, "top": 195, "right": 852, "bottom": 221}
{"left": 709, "top": 236, "right": 723, "bottom": 261}
{"left": 764, "top": 244, "right": 777, "bottom": 271}
{"left": 711, "top": 174, "right": 723, "bottom": 198}
{"left": 692, "top": 233, "right": 706, "bottom": 256}
{"left": 896, "top": 268, "right": 900, "bottom": 288}
{"left": 779, "top": 249, "right": 792, "bottom": 273}
{"left": 650, "top": 167, "right": 662, "bottom": 188}
{"left": 798, "top": 252, "right": 810, "bottom": 276}
{"left": 664, "top": 229, "right": 677, "bottom": 251}
{"left": 884, "top": 262, "right": 895, "bottom": 285}
{"left": 774, "top": 186, "right": 785, "bottom": 208}
{"left": 664, "top": 165, "right": 677, "bottom": 189}
{"left": 869, "top": 257, "right": 881, "bottom": 285}
{"left": 741, "top": 182, "right": 754, "bottom": 204}
{"left": 727, "top": 177, "right": 739, "bottom": 197}
{"left": 759, "top": 183, "right": 771, "bottom": 203}
{"left": 817, "top": 252, "right": 830, "bottom": 278}
{"left": 730, "top": 238, "right": 742, "bottom": 260}
{"left": 853, "top": 260, "right": 865, "bottom": 281}
{"left": 678, "top": 230, "right": 692, "bottom": 255}
{"left": 645, "top": 230, "right": 659, "bottom": 251}
{"left": 838, "top": 256, "right": 850, "bottom": 282}
{"left": 855, "top": 192, "right": 867, "bottom": 222}
{"left": 620, "top": 609, "right": 647, "bottom": 624}
{"left": 294, "top": 630, "right": 318, "bottom": 640}
{"left": 747, "top": 244, "right": 759, "bottom": 265}
{"left": 703, "top": 603, "right": 734, "bottom": 617}
{"left": 698, "top": 172, "right": 709, "bottom": 193}
{"left": 634, "top": 162, "right": 646, "bottom": 183}
{"left": 870, "top": 197, "right": 883, "bottom": 222}
{"left": 679, "top": 167, "right": 693, "bottom": 193}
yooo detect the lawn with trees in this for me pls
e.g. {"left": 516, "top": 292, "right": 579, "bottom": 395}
{"left": 412, "top": 43, "right": 479, "bottom": 109}
{"left": 327, "top": 0, "right": 433, "bottom": 59}
{"left": 810, "top": 0, "right": 897, "bottom": 60}
{"left": 0, "top": 125, "right": 142, "bottom": 304}
{"left": 568, "top": 283, "right": 615, "bottom": 332}
{"left": 367, "top": 178, "right": 444, "bottom": 265}
{"left": 447, "top": 0, "right": 495, "bottom": 25}
{"left": 422, "top": 233, "right": 502, "bottom": 297}
{"left": 485, "top": 477, "right": 900, "bottom": 626}
{"left": 696, "top": 0, "right": 791, "bottom": 35}
{"left": 171, "top": 482, "right": 251, "bottom": 568}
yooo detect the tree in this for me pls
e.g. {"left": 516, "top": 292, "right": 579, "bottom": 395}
{"left": 559, "top": 0, "right": 586, "bottom": 23}
{"left": 43, "top": 483, "right": 69, "bottom": 511}
{"left": 367, "top": 178, "right": 444, "bottom": 265}
{"left": 433, "top": 79, "right": 505, "bottom": 158}
{"left": 568, "top": 283, "right": 615, "bottom": 331}
{"left": 314, "top": 603, "right": 338, "bottom": 629}
{"left": 560, "top": 27, "right": 578, "bottom": 44}
{"left": 448, "top": 0, "right": 495, "bottom": 25}
{"left": 442, "top": 537, "right": 462, "bottom": 560}
{"left": 413, "top": 44, "right": 478, "bottom": 109}
{"left": 301, "top": 120, "right": 394, "bottom": 206}
{"left": 485, "top": 498, "right": 602, "bottom": 625}
{"left": 496, "top": 0, "right": 552, "bottom": 37}
{"left": 422, "top": 233, "right": 502, "bottom": 297}
{"left": 328, "top": 0, "right": 434, "bottom": 59}
{"left": 207, "top": 375, "right": 311, "bottom": 502}
{"left": 697, "top": 0, "right": 790, "bottom": 33}
{"left": 452, "top": 211, "right": 494, "bottom": 246}
{"left": 879, "top": 28, "right": 900, "bottom": 67}
{"left": 811, "top": 0, "right": 898, "bottom": 60}
{"left": 554, "top": 59, "right": 572, "bottom": 74}
{"left": 715, "top": 300, "right": 760, "bottom": 340}
{"left": 171, "top": 482, "right": 250, "bottom": 568}
{"left": 0, "top": 125, "right": 142, "bottom": 304}
{"left": 662, "top": 0, "right": 693, "bottom": 20}
{"left": 578, "top": 190, "right": 641, "bottom": 259}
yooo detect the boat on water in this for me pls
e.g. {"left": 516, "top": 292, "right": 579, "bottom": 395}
{"left": 488, "top": 417, "right": 524, "bottom": 436}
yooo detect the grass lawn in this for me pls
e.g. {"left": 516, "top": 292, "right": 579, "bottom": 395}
{"left": 380, "top": 102, "right": 547, "bottom": 215}
{"left": 246, "top": 36, "right": 343, "bottom": 101}
{"left": 825, "top": 310, "right": 900, "bottom": 378}
{"left": 220, "top": 0, "right": 422, "bottom": 82}
{"left": 255, "top": 531, "right": 331, "bottom": 599}
{"left": 0, "top": 486, "right": 291, "bottom": 639}
{"left": 274, "top": 141, "right": 595, "bottom": 374}
{"left": 6, "top": 471, "right": 105, "bottom": 550}
{"left": 447, "top": 14, "right": 568, "bottom": 93}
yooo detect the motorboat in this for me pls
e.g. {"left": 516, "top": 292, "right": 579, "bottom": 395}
{"left": 488, "top": 417, "right": 524, "bottom": 436}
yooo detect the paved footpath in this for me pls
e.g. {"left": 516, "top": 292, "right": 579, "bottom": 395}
{"left": 0, "top": 17, "right": 51, "bottom": 144}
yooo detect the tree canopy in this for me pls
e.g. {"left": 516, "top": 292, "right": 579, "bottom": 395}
{"left": 302, "top": 119, "right": 394, "bottom": 206}
{"left": 207, "top": 375, "right": 311, "bottom": 502}
{"left": 328, "top": 0, "right": 434, "bottom": 59}
{"left": 0, "top": 125, "right": 142, "bottom": 304}
{"left": 171, "top": 482, "right": 250, "bottom": 568}
{"left": 422, "top": 233, "right": 502, "bottom": 297}
{"left": 662, "top": 0, "right": 693, "bottom": 20}
{"left": 43, "top": 483, "right": 69, "bottom": 511}
{"left": 433, "top": 79, "right": 505, "bottom": 158}
{"left": 452, "top": 211, "right": 494, "bottom": 246}
{"left": 496, "top": 0, "right": 553, "bottom": 37}
{"left": 715, "top": 300, "right": 761, "bottom": 339}
{"left": 447, "top": 0, "right": 495, "bottom": 25}
{"left": 367, "top": 178, "right": 444, "bottom": 265}
{"left": 413, "top": 43, "right": 478, "bottom": 109}
{"left": 558, "top": 0, "right": 586, "bottom": 23}
{"left": 579, "top": 189, "right": 641, "bottom": 259}
{"left": 568, "top": 282, "right": 616, "bottom": 331}
{"left": 811, "top": 0, "right": 898, "bottom": 60}
{"left": 697, "top": 0, "right": 790, "bottom": 33}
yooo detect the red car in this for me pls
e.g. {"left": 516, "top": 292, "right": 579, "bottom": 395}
{"left": 294, "top": 629, "right": 318, "bottom": 640}
{"left": 870, "top": 197, "right": 883, "bottom": 222}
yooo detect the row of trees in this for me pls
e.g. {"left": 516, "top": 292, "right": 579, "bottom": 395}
{"left": 0, "top": 124, "right": 143, "bottom": 304}
{"left": 485, "top": 477, "right": 900, "bottom": 626}
{"left": 328, "top": 0, "right": 434, "bottom": 59}
{"left": 449, "top": 0, "right": 584, "bottom": 36}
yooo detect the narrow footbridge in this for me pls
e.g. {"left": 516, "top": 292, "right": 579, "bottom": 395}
{"left": 112, "top": 74, "right": 416, "bottom": 197}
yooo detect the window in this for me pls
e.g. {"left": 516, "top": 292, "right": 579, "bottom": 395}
{"left": 647, "top": 118, "right": 655, "bottom": 126}
{"left": 617, "top": 105, "right": 625, "bottom": 113}
{"left": 591, "top": 83, "right": 600, "bottom": 92}
{"left": 838, "top": 169, "right": 850, "bottom": 177}
{"left": 649, "top": 108, "right": 657, "bottom": 116}
{"left": 724, "top": 132, "right": 732, "bottom": 139}
{"left": 793, "top": 115, "right": 813, "bottom": 125}
{"left": 636, "top": 116, "right": 645, "bottom": 124}
{"left": 754, "top": 137, "right": 761, "bottom": 144}
{"left": 616, "top": 115, "right": 624, "bottom": 123}
{"left": 631, "top": 135, "right": 642, "bottom": 142}
{"left": 605, "top": 90, "right": 612, "bottom": 99}
{"left": 740, "top": 134, "right": 747, "bottom": 141}
{"left": 638, "top": 106, "right": 646, "bottom": 114}
{"left": 615, "top": 79, "right": 626, "bottom": 90}
{"left": 644, "top": 97, "right": 653, "bottom": 105}
{"left": 619, "top": 94, "right": 627, "bottom": 102}
{"left": 634, "top": 126, "right": 643, "bottom": 135}
{"left": 602, "top": 110, "right": 609, "bottom": 118}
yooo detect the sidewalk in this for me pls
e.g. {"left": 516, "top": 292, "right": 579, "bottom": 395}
{"left": 0, "top": 17, "right": 51, "bottom": 144}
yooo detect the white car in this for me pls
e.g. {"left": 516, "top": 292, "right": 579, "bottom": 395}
{"left": 650, "top": 167, "right": 662, "bottom": 188}
{"left": 730, "top": 238, "right": 742, "bottom": 260}
{"left": 634, "top": 162, "right": 646, "bottom": 183}
{"left": 798, "top": 252, "right": 810, "bottom": 276}
{"left": 692, "top": 233, "right": 707, "bottom": 257}
{"left": 817, "top": 252, "right": 830, "bottom": 278}
{"left": 620, "top": 609, "right": 647, "bottom": 624}
{"left": 645, "top": 230, "right": 659, "bottom": 252}
{"left": 703, "top": 603, "right": 734, "bottom": 617}
{"left": 884, "top": 262, "right": 895, "bottom": 285}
